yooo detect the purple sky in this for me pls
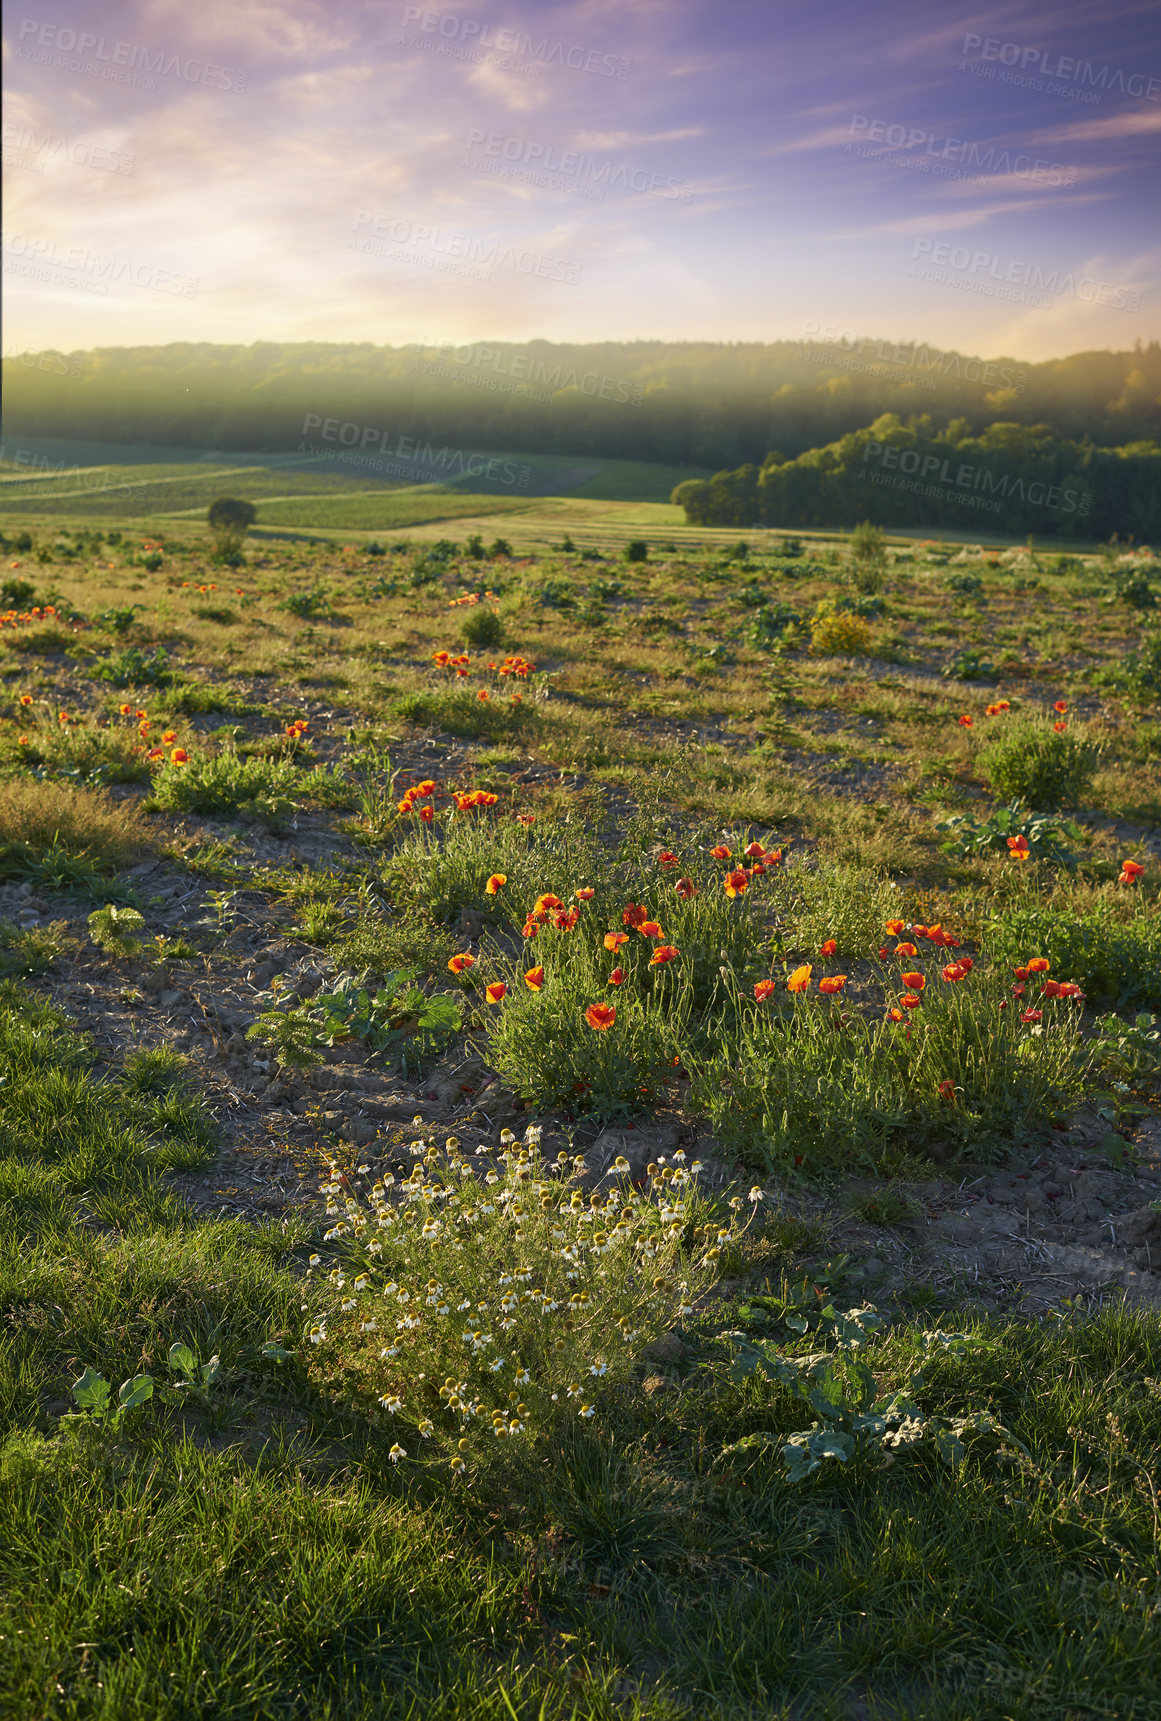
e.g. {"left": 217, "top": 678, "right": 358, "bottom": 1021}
{"left": 3, "top": 0, "right": 1159, "bottom": 359}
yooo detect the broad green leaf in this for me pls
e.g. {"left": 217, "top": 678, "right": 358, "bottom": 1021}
{"left": 71, "top": 1366, "right": 111, "bottom": 1415}
{"left": 168, "top": 1341, "right": 198, "bottom": 1376}
{"left": 118, "top": 1375, "right": 154, "bottom": 1411}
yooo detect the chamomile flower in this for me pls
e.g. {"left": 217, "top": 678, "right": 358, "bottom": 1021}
{"left": 388, "top": 1444, "right": 406, "bottom": 1463}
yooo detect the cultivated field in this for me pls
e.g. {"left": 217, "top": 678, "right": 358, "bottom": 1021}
{"left": 1, "top": 496, "right": 1159, "bottom": 1719}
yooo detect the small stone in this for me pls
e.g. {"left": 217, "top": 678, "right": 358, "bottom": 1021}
{"left": 862, "top": 1257, "right": 884, "bottom": 1277}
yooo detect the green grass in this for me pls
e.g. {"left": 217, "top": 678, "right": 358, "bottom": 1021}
{"left": 0, "top": 986, "right": 1158, "bottom": 1718}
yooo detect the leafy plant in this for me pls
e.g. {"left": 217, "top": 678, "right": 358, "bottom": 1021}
{"left": 986, "top": 904, "right": 1161, "bottom": 1010}
{"left": 1089, "top": 1014, "right": 1161, "bottom": 1087}
{"left": 281, "top": 587, "right": 335, "bottom": 621}
{"left": 93, "top": 604, "right": 145, "bottom": 635}
{"left": 88, "top": 904, "right": 147, "bottom": 958}
{"left": 941, "top": 647, "right": 995, "bottom": 682}
{"left": 809, "top": 604, "right": 871, "bottom": 656}
{"left": 462, "top": 606, "right": 504, "bottom": 647}
{"left": 749, "top": 602, "right": 803, "bottom": 648}
{"left": 147, "top": 749, "right": 303, "bottom": 822}
{"left": 66, "top": 1365, "right": 154, "bottom": 1433}
{"left": 944, "top": 572, "right": 983, "bottom": 596}
{"left": 623, "top": 540, "right": 649, "bottom": 562}
{"left": 723, "top": 1312, "right": 1022, "bottom": 1480}
{"left": 88, "top": 645, "right": 174, "bottom": 688}
{"left": 978, "top": 719, "right": 1100, "bottom": 809}
{"left": 167, "top": 1340, "right": 222, "bottom": 1400}
{"left": 937, "top": 802, "right": 1085, "bottom": 869}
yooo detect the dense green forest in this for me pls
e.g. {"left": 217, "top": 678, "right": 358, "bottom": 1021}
{"left": 3, "top": 338, "right": 1160, "bottom": 472}
{"left": 671, "top": 414, "right": 1161, "bottom": 539}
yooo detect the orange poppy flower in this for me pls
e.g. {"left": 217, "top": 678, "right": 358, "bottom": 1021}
{"left": 485, "top": 874, "right": 507, "bottom": 895}
{"left": 1053, "top": 721, "right": 1067, "bottom": 732}
{"left": 1006, "top": 835, "right": 1031, "bottom": 860}
{"left": 608, "top": 966, "right": 624, "bottom": 986}
{"left": 135, "top": 710, "right": 147, "bottom": 720}
{"left": 419, "top": 806, "right": 434, "bottom": 822}
{"left": 19, "top": 693, "right": 33, "bottom": 708}
{"left": 522, "top": 920, "right": 540, "bottom": 939}
{"left": 397, "top": 798, "right": 415, "bottom": 815}
{"left": 638, "top": 920, "right": 663, "bottom": 938}
{"left": 170, "top": 748, "right": 189, "bottom": 765}
{"left": 657, "top": 850, "right": 678, "bottom": 869}
{"left": 574, "top": 887, "right": 595, "bottom": 901}
{"left": 819, "top": 939, "right": 837, "bottom": 957}
{"left": 161, "top": 730, "right": 177, "bottom": 744}
{"left": 448, "top": 953, "right": 475, "bottom": 974}
{"left": 477, "top": 690, "right": 490, "bottom": 702}
{"left": 893, "top": 942, "right": 918, "bottom": 958}
{"left": 1026, "top": 957, "right": 1050, "bottom": 974}
{"left": 1053, "top": 701, "right": 1067, "bottom": 714}
{"left": 650, "top": 944, "right": 680, "bottom": 966}
{"left": 117, "top": 701, "right": 132, "bottom": 715}
{"left": 911, "top": 926, "right": 929, "bottom": 940}
{"left": 818, "top": 976, "right": 847, "bottom": 994}
{"left": 786, "top": 964, "right": 812, "bottom": 993}
{"left": 58, "top": 709, "right": 70, "bottom": 724}
{"left": 723, "top": 870, "right": 749, "bottom": 898}
{"left": 765, "top": 849, "right": 784, "bottom": 866}
{"left": 517, "top": 813, "right": 536, "bottom": 826}
{"left": 1020, "top": 1008, "right": 1043, "bottom": 1024}
{"left": 585, "top": 1002, "right": 616, "bottom": 1031}
{"left": 711, "top": 844, "right": 731, "bottom": 860}
{"left": 754, "top": 979, "right": 776, "bottom": 1001}
{"left": 485, "top": 982, "right": 507, "bottom": 1004}
{"left": 622, "top": 903, "right": 648, "bottom": 928}
{"left": 887, "top": 1007, "right": 905, "bottom": 1021}
{"left": 900, "top": 972, "right": 925, "bottom": 991}
{"left": 674, "top": 878, "right": 698, "bottom": 900}
{"left": 604, "top": 932, "right": 628, "bottom": 952}
{"left": 553, "top": 909, "right": 580, "bottom": 931}
{"left": 531, "top": 894, "right": 559, "bottom": 913}
{"left": 942, "top": 963, "right": 967, "bottom": 983}
{"left": 1119, "top": 859, "right": 1144, "bottom": 883}
{"left": 17, "top": 735, "right": 29, "bottom": 746}
{"left": 885, "top": 920, "right": 905, "bottom": 936}
{"left": 744, "top": 841, "right": 766, "bottom": 858}
{"left": 958, "top": 714, "right": 973, "bottom": 727}
{"left": 138, "top": 723, "right": 151, "bottom": 737}
{"left": 416, "top": 780, "right": 437, "bottom": 796}
{"left": 900, "top": 993, "right": 922, "bottom": 1009}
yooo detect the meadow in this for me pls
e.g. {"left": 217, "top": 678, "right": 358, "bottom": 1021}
{"left": 0, "top": 492, "right": 1159, "bottom": 1719}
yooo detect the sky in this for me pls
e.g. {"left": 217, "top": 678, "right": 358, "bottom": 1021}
{"left": 2, "top": 0, "right": 1160, "bottom": 361}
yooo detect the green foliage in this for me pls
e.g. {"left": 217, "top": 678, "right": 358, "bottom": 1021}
{"left": 280, "top": 586, "right": 335, "bottom": 620}
{"left": 93, "top": 603, "right": 145, "bottom": 635}
{"left": 941, "top": 646, "right": 995, "bottom": 681}
{"left": 944, "top": 572, "right": 984, "bottom": 596}
{"left": 985, "top": 903, "right": 1161, "bottom": 1010}
{"left": 87, "top": 904, "right": 146, "bottom": 958}
{"left": 88, "top": 645, "right": 174, "bottom": 688}
{"left": 389, "top": 685, "right": 535, "bottom": 741}
{"left": 1089, "top": 1012, "right": 1161, "bottom": 1086}
{"left": 461, "top": 606, "right": 504, "bottom": 647}
{"left": 167, "top": 1340, "right": 222, "bottom": 1400}
{"left": 0, "top": 920, "right": 70, "bottom": 978}
{"left": 623, "top": 539, "right": 649, "bottom": 562}
{"left": 937, "top": 802, "right": 1085, "bottom": 868}
{"left": 247, "top": 969, "right": 461, "bottom": 1070}
{"left": 147, "top": 749, "right": 303, "bottom": 821}
{"left": 978, "top": 718, "right": 1099, "bottom": 808}
{"left": 67, "top": 1365, "right": 154, "bottom": 1433}
{"left": 748, "top": 601, "right": 803, "bottom": 648}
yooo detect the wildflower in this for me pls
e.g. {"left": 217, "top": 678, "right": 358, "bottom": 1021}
{"left": 585, "top": 1002, "right": 616, "bottom": 1031}
{"left": 894, "top": 942, "right": 918, "bottom": 958}
{"left": 1007, "top": 835, "right": 1031, "bottom": 860}
{"left": 901, "top": 993, "right": 922, "bottom": 1009}
{"left": 900, "top": 972, "right": 926, "bottom": 993}
{"left": 674, "top": 877, "right": 698, "bottom": 900}
{"left": 938, "top": 1079, "right": 956, "bottom": 1101}
{"left": 573, "top": 889, "right": 596, "bottom": 904}
{"left": 1026, "top": 958, "right": 1050, "bottom": 974}
{"left": 17, "top": 735, "right": 29, "bottom": 747}
{"left": 604, "top": 932, "right": 628, "bottom": 952}
{"left": 116, "top": 701, "right": 131, "bottom": 715}
{"left": 1053, "top": 700, "right": 1067, "bottom": 714}
{"left": 485, "top": 873, "right": 507, "bottom": 894}
{"left": 579, "top": 1403, "right": 595, "bottom": 1419}
{"left": 524, "top": 966, "right": 544, "bottom": 991}
{"left": 958, "top": 714, "right": 973, "bottom": 727}
{"left": 657, "top": 850, "right": 678, "bottom": 868}
{"left": 723, "top": 869, "right": 749, "bottom": 898}
{"left": 887, "top": 1007, "right": 905, "bottom": 1021}
{"left": 744, "top": 841, "right": 766, "bottom": 858}
{"left": 818, "top": 976, "right": 847, "bottom": 994}
{"left": 886, "top": 920, "right": 905, "bottom": 936}
{"left": 711, "top": 844, "right": 731, "bottom": 860}
{"left": 1119, "top": 859, "right": 1144, "bottom": 884}
{"left": 942, "top": 962, "right": 967, "bottom": 983}
{"left": 170, "top": 748, "right": 189, "bottom": 765}
{"left": 638, "top": 920, "right": 663, "bottom": 938}
{"left": 553, "top": 908, "right": 580, "bottom": 931}
{"left": 388, "top": 1444, "right": 406, "bottom": 1463}
{"left": 622, "top": 903, "right": 648, "bottom": 928}
{"left": 419, "top": 806, "right": 434, "bottom": 822}
{"left": 161, "top": 730, "right": 177, "bottom": 744}
{"left": 449, "top": 1455, "right": 465, "bottom": 1474}
{"left": 754, "top": 979, "right": 776, "bottom": 1002}
{"left": 1054, "top": 721, "right": 1067, "bottom": 733}
{"left": 448, "top": 953, "right": 475, "bottom": 974}
{"left": 535, "top": 894, "right": 563, "bottom": 913}
{"left": 650, "top": 944, "right": 680, "bottom": 966}
{"left": 485, "top": 982, "right": 507, "bottom": 1004}
{"left": 819, "top": 939, "right": 837, "bottom": 956}
{"left": 518, "top": 813, "right": 536, "bottom": 826}
{"left": 1021, "top": 1009, "right": 1043, "bottom": 1024}
{"left": 786, "top": 964, "right": 812, "bottom": 993}
{"left": 608, "top": 966, "right": 624, "bottom": 986}
{"left": 58, "top": 709, "right": 70, "bottom": 725}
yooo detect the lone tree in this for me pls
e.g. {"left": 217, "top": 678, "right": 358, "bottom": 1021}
{"left": 207, "top": 497, "right": 257, "bottom": 535}
{"left": 207, "top": 497, "right": 257, "bottom": 567}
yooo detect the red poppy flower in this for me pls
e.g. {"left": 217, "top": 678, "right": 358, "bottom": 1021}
{"left": 170, "top": 748, "right": 189, "bottom": 765}
{"left": 887, "top": 1007, "right": 905, "bottom": 1022}
{"left": 448, "top": 953, "right": 475, "bottom": 974}
{"left": 958, "top": 714, "right": 973, "bottom": 727}
{"left": 622, "top": 903, "right": 648, "bottom": 928}
{"left": 711, "top": 844, "right": 731, "bottom": 860}
{"left": 485, "top": 874, "right": 507, "bottom": 895}
{"left": 957, "top": 956, "right": 974, "bottom": 972}
{"left": 1011, "top": 984, "right": 1026, "bottom": 998}
{"left": 553, "top": 909, "right": 580, "bottom": 931}
{"left": 638, "top": 920, "right": 663, "bottom": 939}
{"left": 1119, "top": 859, "right": 1144, "bottom": 883}
{"left": 117, "top": 701, "right": 131, "bottom": 715}
{"left": 1026, "top": 957, "right": 1050, "bottom": 974}
{"left": 938, "top": 1079, "right": 956, "bottom": 1101}
{"left": 900, "top": 972, "right": 926, "bottom": 992}
{"left": 786, "top": 964, "right": 812, "bottom": 993}
{"left": 818, "top": 976, "right": 847, "bottom": 994}
{"left": 604, "top": 931, "right": 629, "bottom": 952}
{"left": 535, "top": 894, "right": 563, "bottom": 912}
{"left": 574, "top": 887, "right": 595, "bottom": 901}
{"left": 879, "top": 947, "right": 890, "bottom": 959}
{"left": 674, "top": 878, "right": 698, "bottom": 900}
{"left": 819, "top": 939, "right": 837, "bottom": 957}
{"left": 518, "top": 813, "right": 536, "bottom": 826}
{"left": 754, "top": 980, "right": 776, "bottom": 1001}
{"left": 485, "top": 982, "right": 507, "bottom": 1004}
{"left": 1007, "top": 835, "right": 1031, "bottom": 860}
{"left": 885, "top": 920, "right": 905, "bottom": 936}
{"left": 894, "top": 942, "right": 918, "bottom": 958}
{"left": 744, "top": 841, "right": 766, "bottom": 858}
{"left": 524, "top": 966, "right": 544, "bottom": 991}
{"left": 900, "top": 993, "right": 922, "bottom": 1009}
{"left": 585, "top": 1002, "right": 616, "bottom": 1031}
{"left": 1053, "top": 721, "right": 1067, "bottom": 733}
{"left": 650, "top": 945, "right": 680, "bottom": 966}
{"left": 1053, "top": 701, "right": 1067, "bottom": 714}
{"left": 419, "top": 806, "right": 434, "bottom": 822}
{"left": 161, "top": 730, "right": 177, "bottom": 745}
{"left": 1056, "top": 982, "right": 1085, "bottom": 1000}
{"left": 415, "top": 780, "right": 437, "bottom": 796}
{"left": 1021, "top": 1008, "right": 1042, "bottom": 1023}
{"left": 657, "top": 850, "right": 678, "bottom": 869}
{"left": 723, "top": 870, "right": 749, "bottom": 898}
{"left": 942, "top": 963, "right": 967, "bottom": 983}
{"left": 608, "top": 966, "right": 624, "bottom": 986}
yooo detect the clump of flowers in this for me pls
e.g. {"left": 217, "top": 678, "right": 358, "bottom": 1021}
{"left": 306, "top": 1126, "right": 750, "bottom": 1475}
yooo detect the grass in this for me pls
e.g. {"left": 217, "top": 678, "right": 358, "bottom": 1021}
{"left": 0, "top": 504, "right": 1159, "bottom": 1715}
{"left": 0, "top": 987, "right": 1158, "bottom": 1718}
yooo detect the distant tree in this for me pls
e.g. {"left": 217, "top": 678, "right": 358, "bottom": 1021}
{"left": 207, "top": 497, "right": 257, "bottom": 534}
